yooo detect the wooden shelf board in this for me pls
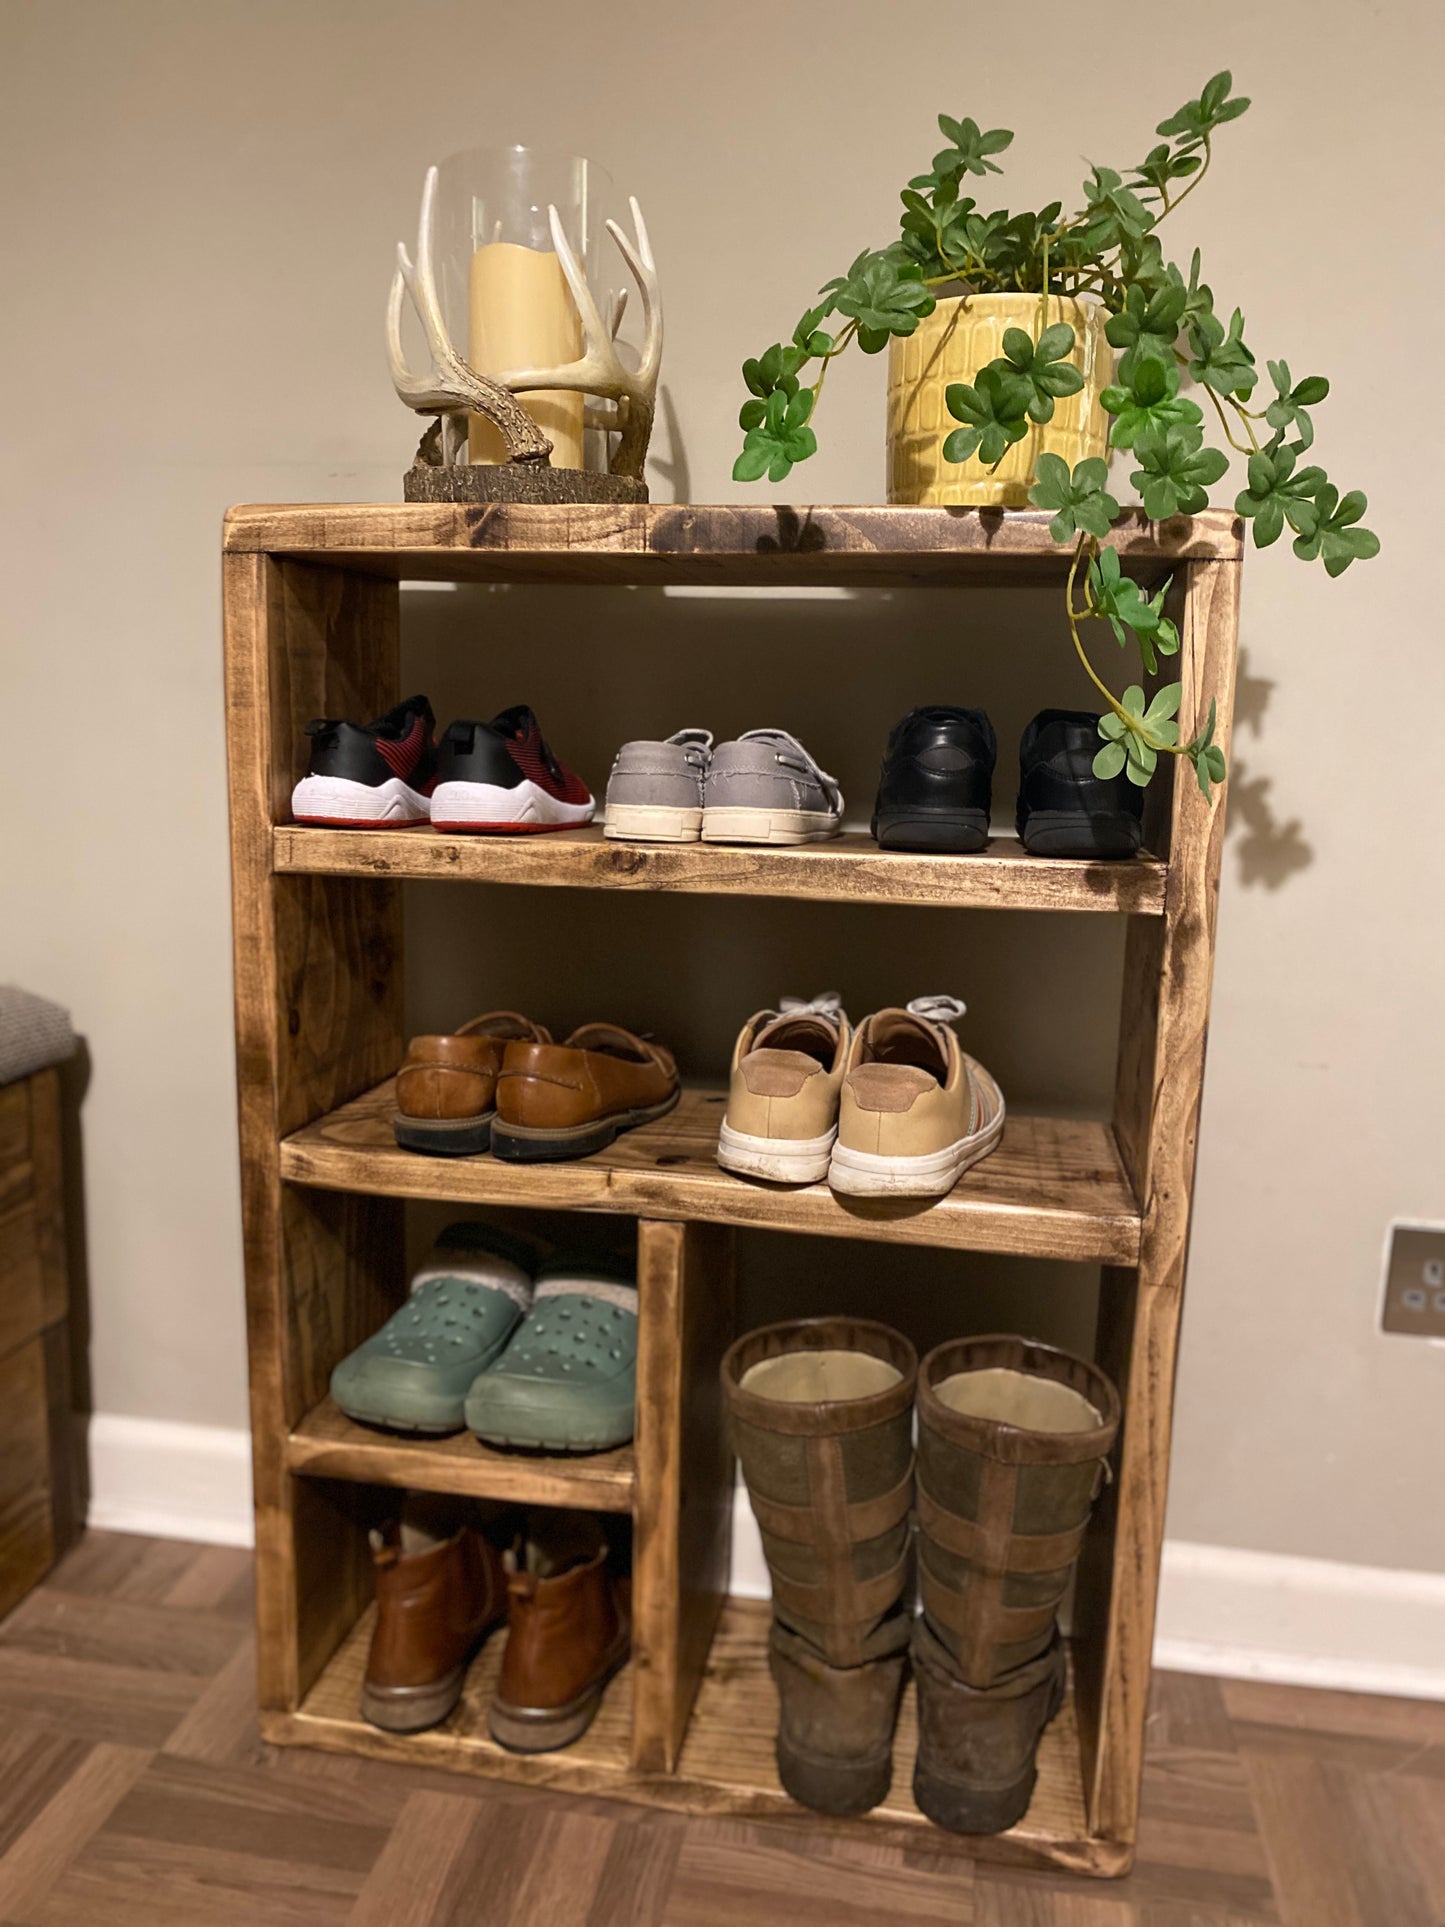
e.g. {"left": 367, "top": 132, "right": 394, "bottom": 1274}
{"left": 287, "top": 1396, "right": 636, "bottom": 1512}
{"left": 224, "top": 501, "right": 1241, "bottom": 588}
{"left": 273, "top": 1596, "right": 1115, "bottom": 1877}
{"left": 274, "top": 824, "right": 1167, "bottom": 917}
{"left": 279, "top": 1083, "right": 1141, "bottom": 1265}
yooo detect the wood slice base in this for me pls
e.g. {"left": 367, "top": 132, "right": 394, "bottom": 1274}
{"left": 403, "top": 464, "right": 648, "bottom": 506}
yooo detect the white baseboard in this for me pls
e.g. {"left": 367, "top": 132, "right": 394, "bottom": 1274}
{"left": 80, "top": 1417, "right": 1445, "bottom": 1701}
{"left": 82, "top": 1413, "right": 254, "bottom": 1548}
{"left": 1154, "top": 1537, "right": 1445, "bottom": 1701}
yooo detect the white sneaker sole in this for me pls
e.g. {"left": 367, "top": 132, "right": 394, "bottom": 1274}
{"left": 431, "top": 779, "right": 595, "bottom": 833}
{"left": 717, "top": 1120, "right": 836, "bottom": 1184}
{"left": 828, "top": 1105, "right": 1007, "bottom": 1199}
{"left": 603, "top": 803, "right": 703, "bottom": 843}
{"left": 701, "top": 807, "right": 842, "bottom": 846}
{"left": 291, "top": 774, "right": 431, "bottom": 827}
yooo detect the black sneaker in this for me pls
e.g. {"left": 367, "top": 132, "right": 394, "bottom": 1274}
{"left": 870, "top": 707, "right": 996, "bottom": 853}
{"left": 1016, "top": 710, "right": 1144, "bottom": 858}
{"left": 430, "top": 706, "right": 595, "bottom": 834}
{"left": 291, "top": 694, "right": 437, "bottom": 827}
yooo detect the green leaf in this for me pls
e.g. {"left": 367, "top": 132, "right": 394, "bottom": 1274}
{"left": 1027, "top": 451, "right": 1121, "bottom": 543}
{"left": 1102, "top": 355, "right": 1203, "bottom": 450}
{"left": 823, "top": 249, "right": 936, "bottom": 339}
{"left": 979, "top": 325, "right": 1083, "bottom": 426}
{"left": 1105, "top": 281, "right": 1186, "bottom": 381}
{"left": 943, "top": 365, "right": 1031, "bottom": 467}
{"left": 1093, "top": 741, "right": 1127, "bottom": 780}
{"left": 934, "top": 114, "right": 1015, "bottom": 177}
{"left": 1157, "top": 73, "right": 1251, "bottom": 143}
{"left": 1130, "top": 425, "right": 1229, "bottom": 518}
{"left": 1291, "top": 483, "right": 1381, "bottom": 575}
{"left": 1235, "top": 443, "right": 1330, "bottom": 549}
{"left": 732, "top": 445, "right": 771, "bottom": 483}
{"left": 738, "top": 399, "right": 766, "bottom": 432}
{"left": 1188, "top": 305, "right": 1257, "bottom": 399}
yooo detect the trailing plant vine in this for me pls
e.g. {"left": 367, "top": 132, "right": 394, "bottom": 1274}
{"left": 732, "top": 75, "right": 1378, "bottom": 798}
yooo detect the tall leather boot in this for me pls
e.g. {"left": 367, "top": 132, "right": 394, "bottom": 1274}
{"left": 913, "top": 1335, "right": 1120, "bottom": 1835}
{"left": 722, "top": 1318, "right": 916, "bottom": 1816}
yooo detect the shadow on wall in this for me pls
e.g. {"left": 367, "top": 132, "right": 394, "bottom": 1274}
{"left": 1226, "top": 647, "right": 1314, "bottom": 891}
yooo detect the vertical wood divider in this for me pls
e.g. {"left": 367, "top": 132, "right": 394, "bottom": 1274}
{"left": 631, "top": 1218, "right": 737, "bottom": 1772}
{"left": 1075, "top": 557, "right": 1241, "bottom": 1844}
{"left": 224, "top": 549, "right": 405, "bottom": 1709}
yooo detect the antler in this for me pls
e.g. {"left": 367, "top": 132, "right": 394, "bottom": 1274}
{"left": 487, "top": 197, "right": 663, "bottom": 478}
{"left": 388, "top": 165, "right": 552, "bottom": 465}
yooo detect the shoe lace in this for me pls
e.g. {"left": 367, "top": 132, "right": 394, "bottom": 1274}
{"left": 906, "top": 994, "right": 967, "bottom": 1025}
{"left": 776, "top": 991, "right": 844, "bottom": 1025}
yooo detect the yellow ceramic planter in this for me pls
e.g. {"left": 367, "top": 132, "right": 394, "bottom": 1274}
{"left": 886, "top": 293, "right": 1113, "bottom": 507}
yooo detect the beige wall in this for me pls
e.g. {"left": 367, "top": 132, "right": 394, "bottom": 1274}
{"left": 2, "top": 0, "right": 1441, "bottom": 1571}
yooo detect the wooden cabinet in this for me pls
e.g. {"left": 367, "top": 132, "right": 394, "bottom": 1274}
{"left": 223, "top": 501, "right": 1240, "bottom": 1879}
{"left": 0, "top": 1068, "right": 75, "bottom": 1621}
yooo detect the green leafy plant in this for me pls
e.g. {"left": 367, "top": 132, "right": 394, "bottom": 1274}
{"left": 732, "top": 75, "right": 1379, "bottom": 799}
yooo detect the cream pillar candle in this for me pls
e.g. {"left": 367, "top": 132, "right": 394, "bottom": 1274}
{"left": 468, "top": 241, "right": 584, "bottom": 466}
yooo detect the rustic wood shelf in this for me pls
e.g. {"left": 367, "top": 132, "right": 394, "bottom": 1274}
{"left": 224, "top": 499, "right": 1241, "bottom": 588}
{"left": 225, "top": 500, "right": 1240, "bottom": 1882}
{"left": 275, "top": 1596, "right": 1101, "bottom": 1874}
{"left": 288, "top": 1396, "right": 637, "bottom": 1512}
{"left": 274, "top": 824, "right": 1169, "bottom": 916}
{"left": 281, "top": 1082, "right": 1142, "bottom": 1265}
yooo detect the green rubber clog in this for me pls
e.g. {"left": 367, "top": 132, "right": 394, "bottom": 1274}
{"left": 464, "top": 1258, "right": 638, "bottom": 1453}
{"left": 330, "top": 1223, "right": 536, "bottom": 1435}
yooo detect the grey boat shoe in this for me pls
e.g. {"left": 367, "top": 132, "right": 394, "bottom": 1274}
{"left": 330, "top": 1224, "right": 537, "bottom": 1435}
{"left": 702, "top": 729, "right": 844, "bottom": 845}
{"left": 603, "top": 728, "right": 713, "bottom": 843}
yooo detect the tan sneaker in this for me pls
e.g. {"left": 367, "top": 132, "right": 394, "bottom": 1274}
{"left": 830, "top": 997, "right": 1004, "bottom": 1199}
{"left": 717, "top": 994, "right": 850, "bottom": 1184}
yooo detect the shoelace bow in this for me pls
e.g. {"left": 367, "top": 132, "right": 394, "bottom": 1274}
{"left": 906, "top": 994, "right": 968, "bottom": 1025}
{"left": 776, "top": 992, "right": 844, "bottom": 1025}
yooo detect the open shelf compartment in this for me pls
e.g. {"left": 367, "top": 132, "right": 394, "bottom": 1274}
{"left": 280, "top": 1083, "right": 1142, "bottom": 1266}
{"left": 272, "top": 1595, "right": 1104, "bottom": 1875}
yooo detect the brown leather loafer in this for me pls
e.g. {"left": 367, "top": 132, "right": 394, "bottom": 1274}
{"left": 488, "top": 1540, "right": 631, "bottom": 1753}
{"left": 360, "top": 1520, "right": 508, "bottom": 1732}
{"left": 490, "top": 1023, "right": 679, "bottom": 1163}
{"left": 393, "top": 1010, "right": 551, "bottom": 1156}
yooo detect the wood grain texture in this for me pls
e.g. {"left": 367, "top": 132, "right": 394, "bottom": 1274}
{"left": 222, "top": 501, "right": 1243, "bottom": 588}
{"left": 284, "top": 1595, "right": 1104, "bottom": 1878}
{"left": 224, "top": 550, "right": 406, "bottom": 1712}
{"left": 0, "top": 1068, "right": 73, "bottom": 1616}
{"left": 7, "top": 1531, "right": 1442, "bottom": 1924}
{"left": 287, "top": 1396, "right": 636, "bottom": 1512}
{"left": 1084, "top": 558, "right": 1242, "bottom": 1850}
{"left": 274, "top": 826, "right": 1168, "bottom": 917}
{"left": 630, "top": 1222, "right": 735, "bottom": 1774}
{"left": 279, "top": 1083, "right": 1142, "bottom": 1265}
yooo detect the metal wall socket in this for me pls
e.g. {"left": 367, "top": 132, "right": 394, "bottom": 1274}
{"left": 1381, "top": 1222, "right": 1445, "bottom": 1338}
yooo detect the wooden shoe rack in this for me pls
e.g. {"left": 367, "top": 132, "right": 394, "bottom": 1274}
{"left": 223, "top": 501, "right": 1240, "bottom": 1880}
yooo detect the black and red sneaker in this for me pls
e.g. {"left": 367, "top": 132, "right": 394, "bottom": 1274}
{"left": 430, "top": 706, "right": 595, "bottom": 834}
{"left": 291, "top": 695, "right": 437, "bottom": 827}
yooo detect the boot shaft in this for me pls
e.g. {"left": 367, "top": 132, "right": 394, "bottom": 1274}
{"left": 915, "top": 1335, "right": 1120, "bottom": 1686}
{"left": 722, "top": 1318, "right": 916, "bottom": 1669}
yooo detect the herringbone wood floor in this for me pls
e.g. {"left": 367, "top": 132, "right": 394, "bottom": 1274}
{"left": 0, "top": 1533, "right": 1439, "bottom": 1925}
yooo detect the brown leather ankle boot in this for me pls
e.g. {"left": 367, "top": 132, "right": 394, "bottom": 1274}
{"left": 721, "top": 1318, "right": 916, "bottom": 1817}
{"left": 361, "top": 1520, "right": 508, "bottom": 1732}
{"left": 488, "top": 1533, "right": 631, "bottom": 1753}
{"left": 912, "top": 1336, "right": 1120, "bottom": 1834}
